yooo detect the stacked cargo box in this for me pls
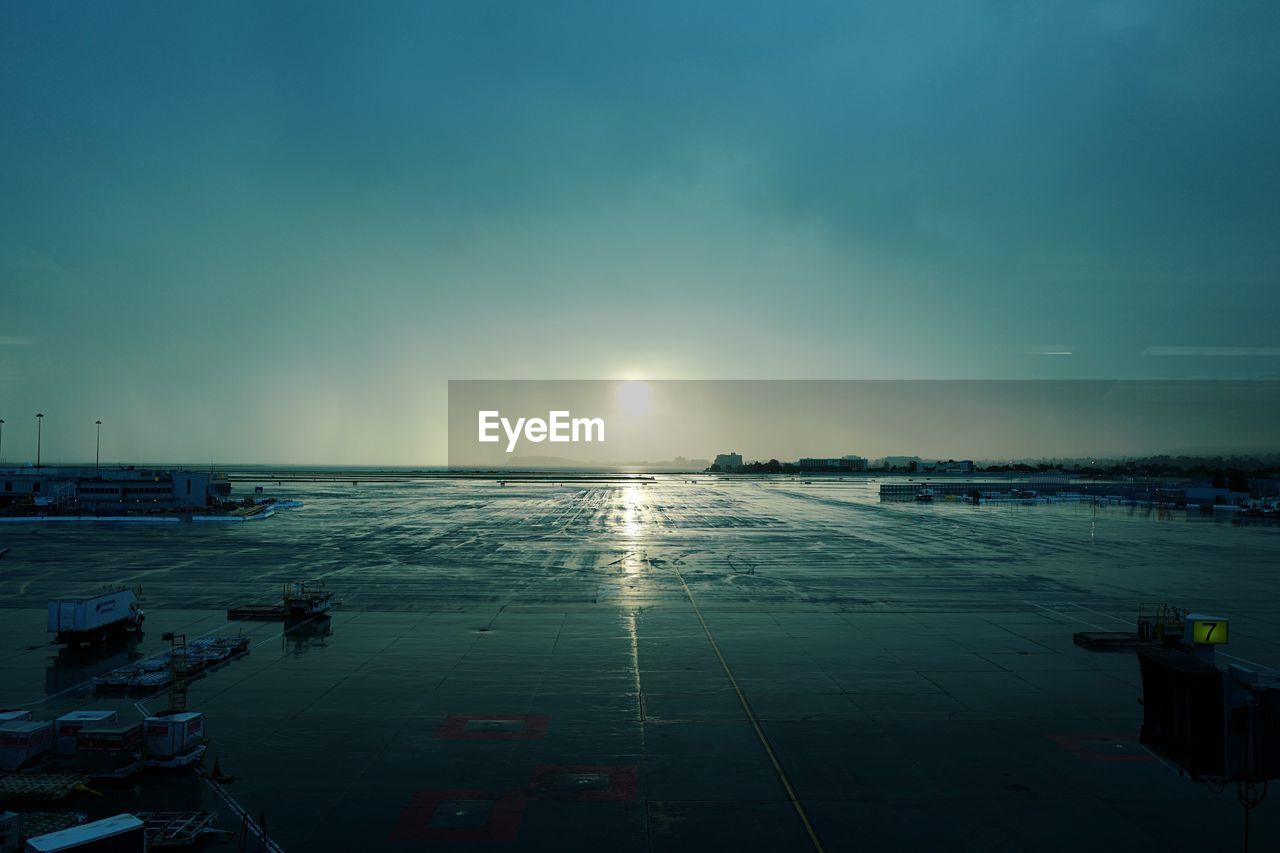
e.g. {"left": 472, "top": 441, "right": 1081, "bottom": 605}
{"left": 52, "top": 712, "right": 116, "bottom": 761}
{"left": 73, "top": 723, "right": 142, "bottom": 779}
{"left": 0, "top": 722, "right": 53, "bottom": 771}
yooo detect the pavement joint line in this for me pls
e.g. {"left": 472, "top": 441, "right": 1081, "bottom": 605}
{"left": 1024, "top": 600, "right": 1106, "bottom": 630}
{"left": 1219, "top": 651, "right": 1271, "bottom": 669}
{"left": 672, "top": 566, "right": 826, "bottom": 853}
{"left": 177, "top": 612, "right": 336, "bottom": 708}
{"left": 526, "top": 612, "right": 568, "bottom": 718}
{"left": 765, "top": 610, "right": 854, "bottom": 715}
{"left": 1065, "top": 602, "right": 1134, "bottom": 627}
{"left": 629, "top": 612, "right": 646, "bottom": 724}
{"left": 432, "top": 610, "right": 498, "bottom": 692}
{"left": 626, "top": 610, "right": 650, "bottom": 852}
{"left": 292, "top": 623, "right": 462, "bottom": 848}
{"left": 539, "top": 486, "right": 602, "bottom": 538}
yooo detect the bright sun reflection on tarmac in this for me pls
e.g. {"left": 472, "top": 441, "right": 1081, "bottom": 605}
{"left": 616, "top": 486, "right": 649, "bottom": 613}
{"left": 620, "top": 485, "right": 645, "bottom": 542}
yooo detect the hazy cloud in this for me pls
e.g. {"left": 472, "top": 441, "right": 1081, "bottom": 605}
{"left": 2, "top": 1, "right": 1278, "bottom": 462}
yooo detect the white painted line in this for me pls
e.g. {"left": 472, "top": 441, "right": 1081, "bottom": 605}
{"left": 1024, "top": 601, "right": 1106, "bottom": 630}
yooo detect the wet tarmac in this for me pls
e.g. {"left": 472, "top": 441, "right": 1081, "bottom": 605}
{"left": 1, "top": 476, "right": 1278, "bottom": 850}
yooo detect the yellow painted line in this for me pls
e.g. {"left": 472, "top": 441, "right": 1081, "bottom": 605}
{"left": 673, "top": 568, "right": 826, "bottom": 853}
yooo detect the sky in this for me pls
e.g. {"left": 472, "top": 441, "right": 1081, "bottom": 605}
{"left": 2, "top": 1, "right": 1278, "bottom": 464}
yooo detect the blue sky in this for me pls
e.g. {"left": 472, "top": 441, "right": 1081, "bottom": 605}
{"left": 2, "top": 1, "right": 1278, "bottom": 463}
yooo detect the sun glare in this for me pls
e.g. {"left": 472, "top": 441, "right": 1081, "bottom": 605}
{"left": 615, "top": 380, "right": 652, "bottom": 417}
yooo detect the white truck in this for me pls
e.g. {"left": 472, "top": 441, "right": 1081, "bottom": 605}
{"left": 47, "top": 587, "right": 144, "bottom": 646}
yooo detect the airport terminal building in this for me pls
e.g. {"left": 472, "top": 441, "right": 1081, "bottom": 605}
{"left": 798, "top": 455, "right": 868, "bottom": 472}
{"left": 0, "top": 466, "right": 232, "bottom": 511}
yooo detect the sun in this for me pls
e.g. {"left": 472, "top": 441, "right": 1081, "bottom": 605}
{"left": 615, "top": 380, "right": 652, "bottom": 417}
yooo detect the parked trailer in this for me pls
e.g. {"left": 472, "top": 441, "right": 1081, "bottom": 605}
{"left": 24, "top": 814, "right": 144, "bottom": 853}
{"left": 46, "top": 589, "right": 144, "bottom": 647}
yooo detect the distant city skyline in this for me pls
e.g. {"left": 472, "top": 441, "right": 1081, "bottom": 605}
{"left": 447, "top": 380, "right": 1280, "bottom": 469}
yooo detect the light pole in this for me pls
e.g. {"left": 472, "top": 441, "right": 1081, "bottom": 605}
{"left": 95, "top": 420, "right": 102, "bottom": 471}
{"left": 36, "top": 413, "right": 43, "bottom": 473}
{"left": 0, "top": 419, "right": 5, "bottom": 463}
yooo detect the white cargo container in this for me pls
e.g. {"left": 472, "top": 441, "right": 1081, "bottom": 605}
{"left": 0, "top": 721, "right": 53, "bottom": 771}
{"left": 24, "top": 814, "right": 144, "bottom": 852}
{"left": 74, "top": 722, "right": 143, "bottom": 779}
{"left": 46, "top": 588, "right": 144, "bottom": 645}
{"left": 53, "top": 711, "right": 117, "bottom": 759}
{"left": 143, "top": 712, "right": 205, "bottom": 765}
{"left": 0, "top": 711, "right": 32, "bottom": 724}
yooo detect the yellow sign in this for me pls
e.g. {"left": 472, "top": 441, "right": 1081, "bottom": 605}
{"left": 1191, "top": 619, "right": 1228, "bottom": 645}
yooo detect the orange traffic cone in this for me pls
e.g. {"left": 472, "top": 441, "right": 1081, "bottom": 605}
{"left": 211, "top": 756, "right": 236, "bottom": 784}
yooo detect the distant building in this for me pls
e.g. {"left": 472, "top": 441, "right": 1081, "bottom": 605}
{"left": 878, "top": 456, "right": 921, "bottom": 470}
{"left": 1183, "top": 485, "right": 1250, "bottom": 508}
{"left": 914, "top": 459, "right": 975, "bottom": 475}
{"left": 0, "top": 466, "right": 232, "bottom": 511}
{"left": 797, "top": 455, "right": 867, "bottom": 472}
{"left": 712, "top": 452, "right": 743, "bottom": 472}
{"left": 879, "top": 478, "right": 1172, "bottom": 502}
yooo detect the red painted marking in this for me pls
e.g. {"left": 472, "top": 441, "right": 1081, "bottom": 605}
{"left": 389, "top": 789, "right": 526, "bottom": 843}
{"left": 1047, "top": 732, "right": 1154, "bottom": 764}
{"left": 528, "top": 764, "right": 639, "bottom": 802}
{"left": 435, "top": 714, "right": 550, "bottom": 740}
